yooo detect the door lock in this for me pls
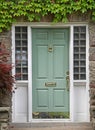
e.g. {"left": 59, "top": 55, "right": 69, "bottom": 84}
{"left": 48, "top": 47, "right": 53, "bottom": 52}
{"left": 66, "top": 71, "right": 70, "bottom": 91}
{"left": 48, "top": 45, "right": 53, "bottom": 52}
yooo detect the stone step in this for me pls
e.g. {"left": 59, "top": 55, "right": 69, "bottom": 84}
{"left": 10, "top": 123, "right": 93, "bottom": 130}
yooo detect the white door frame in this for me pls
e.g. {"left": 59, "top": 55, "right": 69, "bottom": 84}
{"left": 12, "top": 22, "right": 90, "bottom": 122}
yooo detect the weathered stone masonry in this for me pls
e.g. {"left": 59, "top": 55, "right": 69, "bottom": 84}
{"left": 0, "top": 107, "right": 10, "bottom": 130}
{"left": 0, "top": 31, "right": 12, "bottom": 130}
{"left": 0, "top": 30, "right": 12, "bottom": 107}
{"left": 89, "top": 22, "right": 95, "bottom": 128}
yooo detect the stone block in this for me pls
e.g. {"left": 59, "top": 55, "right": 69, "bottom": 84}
{"left": 0, "top": 107, "right": 10, "bottom": 130}
{"left": 0, "top": 123, "right": 9, "bottom": 130}
{"left": 89, "top": 47, "right": 95, "bottom": 61}
{"left": 0, "top": 112, "right": 8, "bottom": 119}
{"left": 89, "top": 61, "right": 95, "bottom": 82}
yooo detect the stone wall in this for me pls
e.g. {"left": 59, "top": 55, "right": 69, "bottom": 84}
{"left": 0, "top": 31, "right": 11, "bottom": 51}
{"left": 0, "top": 31, "right": 12, "bottom": 130}
{"left": 0, "top": 30, "right": 12, "bottom": 107}
{"left": 0, "top": 107, "right": 10, "bottom": 130}
{"left": 89, "top": 22, "right": 95, "bottom": 128}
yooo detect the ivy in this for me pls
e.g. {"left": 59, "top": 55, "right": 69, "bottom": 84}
{"left": 0, "top": 0, "right": 95, "bottom": 32}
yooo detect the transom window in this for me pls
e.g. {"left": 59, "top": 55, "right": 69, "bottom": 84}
{"left": 73, "top": 26, "right": 86, "bottom": 80}
{"left": 15, "top": 26, "right": 28, "bottom": 80}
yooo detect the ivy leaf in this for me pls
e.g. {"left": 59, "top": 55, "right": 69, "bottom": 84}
{"left": 0, "top": 28, "right": 2, "bottom": 32}
{"left": 35, "top": 8, "right": 41, "bottom": 13}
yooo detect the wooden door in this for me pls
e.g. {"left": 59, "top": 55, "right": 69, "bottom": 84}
{"left": 32, "top": 28, "right": 69, "bottom": 118}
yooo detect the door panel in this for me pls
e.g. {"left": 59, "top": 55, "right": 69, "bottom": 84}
{"left": 37, "top": 46, "right": 48, "bottom": 78}
{"left": 37, "top": 89, "right": 49, "bottom": 108}
{"left": 32, "top": 28, "right": 69, "bottom": 116}
{"left": 53, "top": 89, "right": 65, "bottom": 107}
{"left": 53, "top": 46, "right": 65, "bottom": 78}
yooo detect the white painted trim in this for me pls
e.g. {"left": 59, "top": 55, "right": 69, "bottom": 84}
{"left": 11, "top": 25, "right": 16, "bottom": 122}
{"left": 31, "top": 27, "right": 72, "bottom": 123}
{"left": 31, "top": 119, "right": 71, "bottom": 123}
{"left": 27, "top": 26, "right": 32, "bottom": 122}
{"left": 70, "top": 25, "right": 74, "bottom": 122}
{"left": 12, "top": 22, "right": 90, "bottom": 123}
{"left": 85, "top": 25, "right": 90, "bottom": 122}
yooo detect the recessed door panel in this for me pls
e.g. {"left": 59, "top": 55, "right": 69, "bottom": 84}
{"left": 53, "top": 89, "right": 65, "bottom": 107}
{"left": 53, "top": 46, "right": 65, "bottom": 78}
{"left": 37, "top": 46, "right": 48, "bottom": 78}
{"left": 37, "top": 89, "right": 49, "bottom": 108}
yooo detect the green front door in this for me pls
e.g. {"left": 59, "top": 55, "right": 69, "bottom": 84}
{"left": 32, "top": 28, "right": 69, "bottom": 118}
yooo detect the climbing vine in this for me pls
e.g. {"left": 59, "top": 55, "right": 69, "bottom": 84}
{"left": 0, "top": 0, "right": 95, "bottom": 32}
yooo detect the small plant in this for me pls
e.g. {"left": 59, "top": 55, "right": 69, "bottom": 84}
{"left": 0, "top": 42, "right": 14, "bottom": 94}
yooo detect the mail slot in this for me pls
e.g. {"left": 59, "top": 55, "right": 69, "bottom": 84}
{"left": 45, "top": 82, "right": 56, "bottom": 87}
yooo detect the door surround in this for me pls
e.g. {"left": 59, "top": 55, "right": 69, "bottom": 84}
{"left": 12, "top": 23, "right": 89, "bottom": 122}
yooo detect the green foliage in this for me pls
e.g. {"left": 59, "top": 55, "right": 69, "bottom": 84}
{"left": 0, "top": 0, "right": 95, "bottom": 32}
